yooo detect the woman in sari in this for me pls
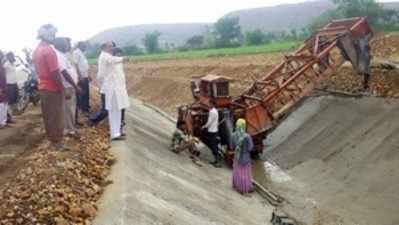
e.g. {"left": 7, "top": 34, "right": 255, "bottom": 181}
{"left": 232, "top": 118, "right": 254, "bottom": 195}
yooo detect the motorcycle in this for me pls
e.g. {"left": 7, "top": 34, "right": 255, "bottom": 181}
{"left": 12, "top": 55, "right": 40, "bottom": 115}
{"left": 14, "top": 73, "right": 40, "bottom": 114}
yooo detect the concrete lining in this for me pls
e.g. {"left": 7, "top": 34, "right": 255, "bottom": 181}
{"left": 94, "top": 99, "right": 272, "bottom": 225}
{"left": 265, "top": 96, "right": 399, "bottom": 225}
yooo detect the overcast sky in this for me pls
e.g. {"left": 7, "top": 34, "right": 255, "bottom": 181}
{"left": 0, "top": 0, "right": 396, "bottom": 52}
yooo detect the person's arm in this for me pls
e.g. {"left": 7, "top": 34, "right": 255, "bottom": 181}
{"left": 73, "top": 51, "right": 84, "bottom": 81}
{"left": 50, "top": 70, "right": 65, "bottom": 93}
{"left": 60, "top": 69, "right": 80, "bottom": 93}
{"left": 46, "top": 49, "right": 64, "bottom": 92}
{"left": 246, "top": 136, "right": 254, "bottom": 152}
{"left": 231, "top": 133, "right": 237, "bottom": 150}
{"left": 104, "top": 53, "right": 124, "bottom": 65}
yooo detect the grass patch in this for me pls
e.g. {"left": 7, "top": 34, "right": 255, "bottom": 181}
{"left": 88, "top": 41, "right": 300, "bottom": 64}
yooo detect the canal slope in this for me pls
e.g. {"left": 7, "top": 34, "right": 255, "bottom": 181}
{"left": 93, "top": 99, "right": 272, "bottom": 225}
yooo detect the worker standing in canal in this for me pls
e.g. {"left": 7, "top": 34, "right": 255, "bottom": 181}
{"left": 202, "top": 100, "right": 222, "bottom": 168}
{"left": 231, "top": 118, "right": 254, "bottom": 196}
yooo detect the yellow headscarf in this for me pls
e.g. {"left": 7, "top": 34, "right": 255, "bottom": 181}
{"left": 234, "top": 118, "right": 247, "bottom": 160}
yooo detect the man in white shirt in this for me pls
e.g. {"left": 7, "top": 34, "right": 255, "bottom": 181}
{"left": 100, "top": 41, "right": 129, "bottom": 141}
{"left": 202, "top": 100, "right": 222, "bottom": 168}
{"left": 89, "top": 43, "right": 108, "bottom": 125}
{"left": 4, "top": 52, "right": 18, "bottom": 123}
{"left": 74, "top": 41, "right": 91, "bottom": 115}
{"left": 53, "top": 37, "right": 81, "bottom": 136}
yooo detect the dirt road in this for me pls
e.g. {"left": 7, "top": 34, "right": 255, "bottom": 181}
{"left": 0, "top": 106, "right": 43, "bottom": 186}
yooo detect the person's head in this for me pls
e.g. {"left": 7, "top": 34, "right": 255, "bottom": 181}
{"left": 209, "top": 99, "right": 216, "bottom": 108}
{"left": 64, "top": 38, "right": 72, "bottom": 52}
{"left": 53, "top": 37, "right": 68, "bottom": 53}
{"left": 101, "top": 43, "right": 107, "bottom": 51}
{"left": 235, "top": 118, "right": 246, "bottom": 134}
{"left": 103, "top": 41, "right": 116, "bottom": 54}
{"left": 77, "top": 41, "right": 87, "bottom": 52}
{"left": 6, "top": 52, "right": 15, "bottom": 63}
{"left": 37, "top": 24, "right": 57, "bottom": 43}
{"left": 113, "top": 47, "right": 123, "bottom": 56}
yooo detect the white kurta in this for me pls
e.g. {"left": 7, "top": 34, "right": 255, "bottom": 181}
{"left": 100, "top": 52, "right": 130, "bottom": 111}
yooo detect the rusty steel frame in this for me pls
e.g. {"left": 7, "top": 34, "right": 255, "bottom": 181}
{"left": 232, "top": 17, "right": 372, "bottom": 151}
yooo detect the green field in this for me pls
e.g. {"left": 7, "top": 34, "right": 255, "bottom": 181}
{"left": 89, "top": 41, "right": 300, "bottom": 64}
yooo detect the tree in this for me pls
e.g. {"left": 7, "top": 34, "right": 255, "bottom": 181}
{"left": 186, "top": 35, "right": 205, "bottom": 49}
{"left": 122, "top": 45, "right": 143, "bottom": 56}
{"left": 245, "top": 29, "right": 266, "bottom": 46}
{"left": 381, "top": 9, "right": 399, "bottom": 31}
{"left": 213, "top": 17, "right": 242, "bottom": 48}
{"left": 311, "top": 0, "right": 383, "bottom": 31}
{"left": 290, "top": 29, "right": 297, "bottom": 40}
{"left": 334, "top": 0, "right": 383, "bottom": 27}
{"left": 142, "top": 31, "right": 161, "bottom": 54}
{"left": 309, "top": 9, "right": 343, "bottom": 32}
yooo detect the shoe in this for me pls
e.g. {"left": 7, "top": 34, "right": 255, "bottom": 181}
{"left": 7, "top": 119, "right": 16, "bottom": 124}
{"left": 121, "top": 132, "right": 127, "bottom": 137}
{"left": 213, "top": 161, "right": 222, "bottom": 168}
{"left": 82, "top": 111, "right": 90, "bottom": 117}
{"left": 66, "top": 132, "right": 80, "bottom": 139}
{"left": 209, "top": 160, "right": 217, "bottom": 165}
{"left": 87, "top": 120, "right": 96, "bottom": 127}
{"left": 53, "top": 143, "right": 69, "bottom": 152}
{"left": 111, "top": 136, "right": 126, "bottom": 141}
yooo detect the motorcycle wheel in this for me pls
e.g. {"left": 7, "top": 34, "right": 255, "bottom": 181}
{"left": 31, "top": 93, "right": 40, "bottom": 106}
{"left": 14, "top": 95, "right": 30, "bottom": 115}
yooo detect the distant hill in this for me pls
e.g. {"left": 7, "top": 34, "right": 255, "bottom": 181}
{"left": 223, "top": 0, "right": 335, "bottom": 32}
{"left": 89, "top": 23, "right": 211, "bottom": 47}
{"left": 89, "top": 0, "right": 399, "bottom": 47}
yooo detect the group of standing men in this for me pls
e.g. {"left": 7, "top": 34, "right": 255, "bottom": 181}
{"left": 31, "top": 24, "right": 129, "bottom": 151}
{"left": 32, "top": 24, "right": 92, "bottom": 150}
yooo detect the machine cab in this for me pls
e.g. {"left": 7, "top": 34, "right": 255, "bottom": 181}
{"left": 191, "top": 74, "right": 231, "bottom": 108}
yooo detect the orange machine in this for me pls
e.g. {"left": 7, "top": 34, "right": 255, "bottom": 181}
{"left": 177, "top": 17, "right": 373, "bottom": 163}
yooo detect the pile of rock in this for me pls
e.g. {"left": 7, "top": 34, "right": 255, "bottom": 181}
{"left": 0, "top": 125, "right": 114, "bottom": 225}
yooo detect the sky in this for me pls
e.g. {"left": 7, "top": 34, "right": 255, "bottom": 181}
{"left": 0, "top": 0, "right": 396, "bottom": 52}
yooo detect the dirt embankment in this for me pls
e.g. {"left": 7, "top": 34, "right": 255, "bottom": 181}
{"left": 121, "top": 34, "right": 399, "bottom": 117}
{"left": 123, "top": 54, "right": 283, "bottom": 115}
{"left": 0, "top": 103, "right": 115, "bottom": 225}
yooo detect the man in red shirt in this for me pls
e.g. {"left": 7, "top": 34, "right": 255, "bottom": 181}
{"left": 33, "top": 24, "right": 66, "bottom": 151}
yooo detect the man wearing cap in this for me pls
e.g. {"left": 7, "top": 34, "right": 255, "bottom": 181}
{"left": 33, "top": 24, "right": 66, "bottom": 151}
